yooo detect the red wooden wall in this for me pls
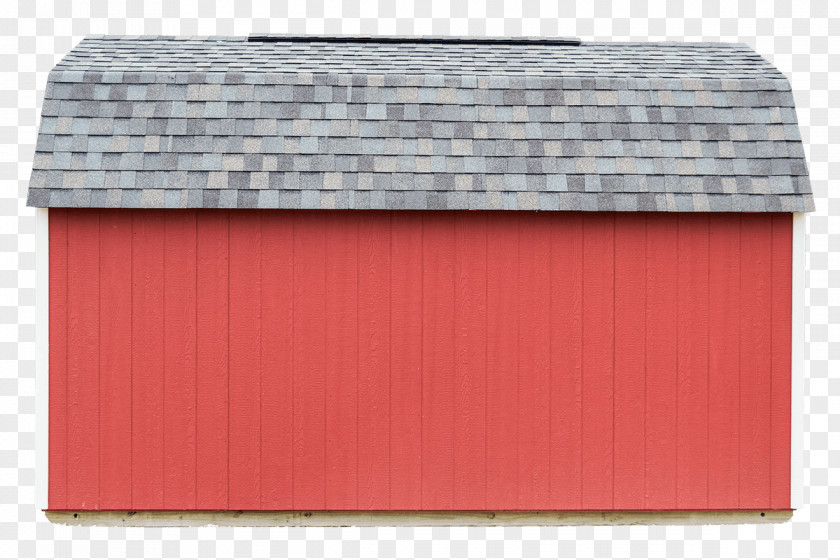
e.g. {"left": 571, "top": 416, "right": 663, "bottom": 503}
{"left": 48, "top": 209, "right": 792, "bottom": 511}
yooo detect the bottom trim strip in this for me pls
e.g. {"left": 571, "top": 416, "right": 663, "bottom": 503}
{"left": 47, "top": 509, "right": 793, "bottom": 527}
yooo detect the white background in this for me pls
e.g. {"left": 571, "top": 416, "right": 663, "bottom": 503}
{"left": 2, "top": 1, "right": 837, "bottom": 558}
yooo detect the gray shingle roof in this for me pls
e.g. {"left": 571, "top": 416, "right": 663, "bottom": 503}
{"left": 26, "top": 35, "right": 814, "bottom": 212}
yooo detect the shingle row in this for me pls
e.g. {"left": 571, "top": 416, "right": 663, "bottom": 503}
{"left": 38, "top": 104, "right": 801, "bottom": 126}
{"left": 45, "top": 83, "right": 796, "bottom": 106}
{"left": 52, "top": 37, "right": 786, "bottom": 80}
{"left": 33, "top": 138, "right": 807, "bottom": 158}
{"left": 29, "top": 170, "right": 809, "bottom": 195}
{"left": 39, "top": 113, "right": 801, "bottom": 140}
{"left": 31, "top": 154, "right": 809, "bottom": 177}
{"left": 27, "top": 188, "right": 811, "bottom": 213}
{"left": 34, "top": 121, "right": 804, "bottom": 144}
{"left": 48, "top": 71, "right": 794, "bottom": 92}
{"left": 34, "top": 140, "right": 803, "bottom": 162}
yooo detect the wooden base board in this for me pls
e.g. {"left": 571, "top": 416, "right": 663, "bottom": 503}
{"left": 47, "top": 509, "right": 793, "bottom": 527}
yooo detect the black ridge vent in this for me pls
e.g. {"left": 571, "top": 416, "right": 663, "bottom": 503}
{"left": 247, "top": 34, "right": 582, "bottom": 46}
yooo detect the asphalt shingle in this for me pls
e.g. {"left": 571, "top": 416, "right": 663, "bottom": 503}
{"left": 27, "top": 35, "right": 814, "bottom": 212}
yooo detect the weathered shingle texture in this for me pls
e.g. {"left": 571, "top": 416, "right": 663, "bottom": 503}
{"left": 27, "top": 35, "right": 814, "bottom": 212}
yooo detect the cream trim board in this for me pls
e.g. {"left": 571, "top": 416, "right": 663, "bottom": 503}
{"left": 35, "top": 208, "right": 49, "bottom": 512}
{"left": 790, "top": 212, "right": 805, "bottom": 510}
{"left": 46, "top": 510, "right": 793, "bottom": 527}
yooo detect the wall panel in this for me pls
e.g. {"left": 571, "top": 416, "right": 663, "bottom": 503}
{"left": 49, "top": 210, "right": 793, "bottom": 511}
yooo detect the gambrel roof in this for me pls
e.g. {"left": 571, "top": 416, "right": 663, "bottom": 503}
{"left": 27, "top": 35, "right": 814, "bottom": 212}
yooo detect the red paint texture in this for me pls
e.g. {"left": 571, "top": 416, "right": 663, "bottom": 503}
{"left": 48, "top": 209, "right": 793, "bottom": 511}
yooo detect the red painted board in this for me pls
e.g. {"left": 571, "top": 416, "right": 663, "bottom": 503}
{"left": 357, "top": 212, "right": 392, "bottom": 509}
{"left": 708, "top": 214, "right": 742, "bottom": 509}
{"left": 453, "top": 212, "right": 488, "bottom": 510}
{"left": 516, "top": 214, "right": 551, "bottom": 509}
{"left": 485, "top": 213, "right": 519, "bottom": 510}
{"left": 195, "top": 211, "right": 229, "bottom": 509}
{"left": 131, "top": 210, "right": 165, "bottom": 509}
{"left": 48, "top": 209, "right": 68, "bottom": 510}
{"left": 645, "top": 214, "right": 679, "bottom": 509}
{"left": 98, "top": 210, "right": 133, "bottom": 508}
{"left": 770, "top": 214, "right": 793, "bottom": 508}
{"left": 228, "top": 212, "right": 262, "bottom": 509}
{"left": 388, "top": 213, "right": 424, "bottom": 510}
{"left": 421, "top": 212, "right": 456, "bottom": 509}
{"left": 162, "top": 211, "right": 197, "bottom": 509}
{"left": 675, "top": 214, "right": 710, "bottom": 509}
{"left": 260, "top": 212, "right": 295, "bottom": 509}
{"left": 66, "top": 210, "right": 100, "bottom": 509}
{"left": 613, "top": 213, "right": 646, "bottom": 508}
{"left": 548, "top": 212, "right": 584, "bottom": 509}
{"left": 581, "top": 213, "right": 614, "bottom": 509}
{"left": 739, "top": 214, "right": 773, "bottom": 507}
{"left": 324, "top": 212, "right": 359, "bottom": 510}
{"left": 291, "top": 212, "right": 327, "bottom": 509}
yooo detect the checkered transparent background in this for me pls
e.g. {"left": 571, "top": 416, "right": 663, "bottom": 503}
{"left": 3, "top": 1, "right": 838, "bottom": 558}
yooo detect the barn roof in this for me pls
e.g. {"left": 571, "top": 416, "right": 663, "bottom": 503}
{"left": 27, "top": 35, "right": 814, "bottom": 212}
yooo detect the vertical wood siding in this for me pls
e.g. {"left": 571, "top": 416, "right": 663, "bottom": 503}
{"left": 48, "top": 209, "right": 793, "bottom": 511}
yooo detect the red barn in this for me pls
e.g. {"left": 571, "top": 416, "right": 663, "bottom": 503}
{"left": 28, "top": 35, "right": 812, "bottom": 525}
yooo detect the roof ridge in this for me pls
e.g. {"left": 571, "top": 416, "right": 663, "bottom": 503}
{"left": 52, "top": 36, "right": 787, "bottom": 81}
{"left": 80, "top": 34, "right": 754, "bottom": 49}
